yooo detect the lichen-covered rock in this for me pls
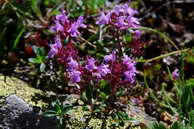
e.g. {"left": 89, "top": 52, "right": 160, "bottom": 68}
{"left": 0, "top": 75, "right": 155, "bottom": 129}
{"left": 65, "top": 105, "right": 154, "bottom": 129}
{"left": 0, "top": 95, "right": 57, "bottom": 129}
{"left": 0, "top": 74, "right": 48, "bottom": 107}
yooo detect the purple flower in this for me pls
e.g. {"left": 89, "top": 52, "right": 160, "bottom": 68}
{"left": 55, "top": 10, "right": 69, "bottom": 25}
{"left": 97, "top": 64, "right": 111, "bottom": 77}
{"left": 96, "top": 12, "right": 110, "bottom": 25}
{"left": 103, "top": 51, "right": 116, "bottom": 63}
{"left": 76, "top": 16, "right": 87, "bottom": 28}
{"left": 50, "top": 11, "right": 68, "bottom": 33}
{"left": 50, "top": 21, "right": 64, "bottom": 32}
{"left": 172, "top": 68, "right": 179, "bottom": 80}
{"left": 122, "top": 55, "right": 138, "bottom": 83}
{"left": 92, "top": 72, "right": 102, "bottom": 79}
{"left": 68, "top": 23, "right": 79, "bottom": 37}
{"left": 124, "top": 71, "right": 136, "bottom": 84}
{"left": 67, "top": 58, "right": 81, "bottom": 83}
{"left": 48, "top": 36, "right": 62, "bottom": 58}
{"left": 67, "top": 57, "right": 79, "bottom": 72}
{"left": 96, "top": 3, "right": 141, "bottom": 36}
{"left": 85, "top": 57, "right": 97, "bottom": 72}
{"left": 50, "top": 10, "right": 86, "bottom": 37}
{"left": 122, "top": 3, "right": 137, "bottom": 16}
{"left": 68, "top": 16, "right": 86, "bottom": 37}
{"left": 68, "top": 70, "right": 81, "bottom": 83}
{"left": 123, "top": 55, "right": 133, "bottom": 68}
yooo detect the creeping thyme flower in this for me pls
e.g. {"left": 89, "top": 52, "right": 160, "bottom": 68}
{"left": 68, "top": 16, "right": 87, "bottom": 37}
{"left": 55, "top": 10, "right": 69, "bottom": 25}
{"left": 103, "top": 51, "right": 116, "bottom": 63}
{"left": 50, "top": 10, "right": 86, "bottom": 38}
{"left": 172, "top": 68, "right": 179, "bottom": 80}
{"left": 97, "top": 64, "right": 111, "bottom": 77}
{"left": 48, "top": 36, "right": 62, "bottom": 58}
{"left": 50, "top": 10, "right": 68, "bottom": 33}
{"left": 96, "top": 12, "right": 110, "bottom": 25}
{"left": 96, "top": 3, "right": 141, "bottom": 35}
{"left": 67, "top": 57, "right": 79, "bottom": 72}
{"left": 92, "top": 64, "right": 111, "bottom": 79}
{"left": 67, "top": 58, "right": 81, "bottom": 83}
{"left": 124, "top": 71, "right": 136, "bottom": 83}
{"left": 122, "top": 55, "right": 137, "bottom": 83}
{"left": 69, "top": 70, "right": 81, "bottom": 83}
{"left": 51, "top": 21, "right": 64, "bottom": 32}
{"left": 85, "top": 57, "right": 97, "bottom": 72}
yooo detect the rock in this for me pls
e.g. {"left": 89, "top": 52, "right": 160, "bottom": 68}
{"left": 0, "top": 74, "right": 48, "bottom": 107}
{"left": 4, "top": 94, "right": 33, "bottom": 113}
{"left": 0, "top": 95, "right": 57, "bottom": 129}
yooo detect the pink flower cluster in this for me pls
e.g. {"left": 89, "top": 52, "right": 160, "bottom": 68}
{"left": 48, "top": 6, "right": 139, "bottom": 87}
{"left": 96, "top": 4, "right": 141, "bottom": 36}
{"left": 50, "top": 10, "right": 86, "bottom": 38}
{"left": 48, "top": 36, "right": 78, "bottom": 64}
{"left": 65, "top": 51, "right": 138, "bottom": 85}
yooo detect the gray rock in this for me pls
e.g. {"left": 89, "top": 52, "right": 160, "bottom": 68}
{"left": 0, "top": 95, "right": 57, "bottom": 129}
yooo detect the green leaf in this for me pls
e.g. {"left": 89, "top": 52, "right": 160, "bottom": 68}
{"left": 32, "top": 45, "right": 39, "bottom": 55}
{"left": 124, "top": 33, "right": 132, "bottom": 43}
{"left": 44, "top": 113, "right": 58, "bottom": 117}
{"left": 99, "top": 80, "right": 108, "bottom": 89}
{"left": 39, "top": 47, "right": 46, "bottom": 56}
{"left": 85, "top": 85, "right": 93, "bottom": 100}
{"left": 32, "top": 45, "right": 46, "bottom": 56}
{"left": 28, "top": 58, "right": 41, "bottom": 64}
{"left": 82, "top": 106, "right": 89, "bottom": 111}
{"left": 12, "top": 27, "right": 25, "bottom": 50}
{"left": 150, "top": 122, "right": 167, "bottom": 129}
{"left": 99, "top": 92, "right": 109, "bottom": 101}
{"left": 40, "top": 63, "right": 46, "bottom": 72}
{"left": 81, "top": 91, "right": 88, "bottom": 102}
{"left": 31, "top": 0, "right": 42, "bottom": 18}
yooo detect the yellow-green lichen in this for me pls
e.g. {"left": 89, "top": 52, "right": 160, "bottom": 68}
{"left": 67, "top": 106, "right": 149, "bottom": 129}
{"left": 0, "top": 74, "right": 154, "bottom": 129}
{"left": 0, "top": 74, "right": 48, "bottom": 107}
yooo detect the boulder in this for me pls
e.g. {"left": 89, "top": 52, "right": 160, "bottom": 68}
{"left": 0, "top": 94, "right": 57, "bottom": 129}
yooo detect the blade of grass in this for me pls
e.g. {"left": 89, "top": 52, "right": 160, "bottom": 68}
{"left": 130, "top": 27, "right": 179, "bottom": 50}
{"left": 12, "top": 27, "right": 25, "bottom": 50}
{"left": 137, "top": 48, "right": 189, "bottom": 63}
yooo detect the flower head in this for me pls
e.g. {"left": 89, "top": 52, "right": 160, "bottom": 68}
{"left": 122, "top": 55, "right": 138, "bottom": 83}
{"left": 96, "top": 3, "right": 141, "bottom": 35}
{"left": 67, "top": 57, "right": 79, "bottom": 72}
{"left": 67, "top": 58, "right": 81, "bottom": 83}
{"left": 55, "top": 10, "right": 69, "bottom": 25}
{"left": 50, "top": 10, "right": 86, "bottom": 38}
{"left": 172, "top": 68, "right": 179, "bottom": 80}
{"left": 103, "top": 51, "right": 116, "bottom": 63}
{"left": 85, "top": 57, "right": 97, "bottom": 72}
{"left": 68, "top": 16, "right": 86, "bottom": 37}
{"left": 97, "top": 64, "right": 111, "bottom": 77}
{"left": 96, "top": 12, "right": 110, "bottom": 25}
{"left": 69, "top": 70, "right": 81, "bottom": 83}
{"left": 48, "top": 36, "right": 62, "bottom": 58}
{"left": 124, "top": 71, "right": 136, "bottom": 83}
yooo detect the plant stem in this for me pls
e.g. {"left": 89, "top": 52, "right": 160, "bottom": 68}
{"left": 130, "top": 27, "right": 179, "bottom": 50}
{"left": 79, "top": 37, "right": 96, "bottom": 48}
{"left": 7, "top": 1, "right": 33, "bottom": 19}
{"left": 138, "top": 48, "right": 189, "bottom": 63}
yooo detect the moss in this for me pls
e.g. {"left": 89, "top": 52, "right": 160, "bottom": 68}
{"left": 0, "top": 74, "right": 48, "bottom": 107}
